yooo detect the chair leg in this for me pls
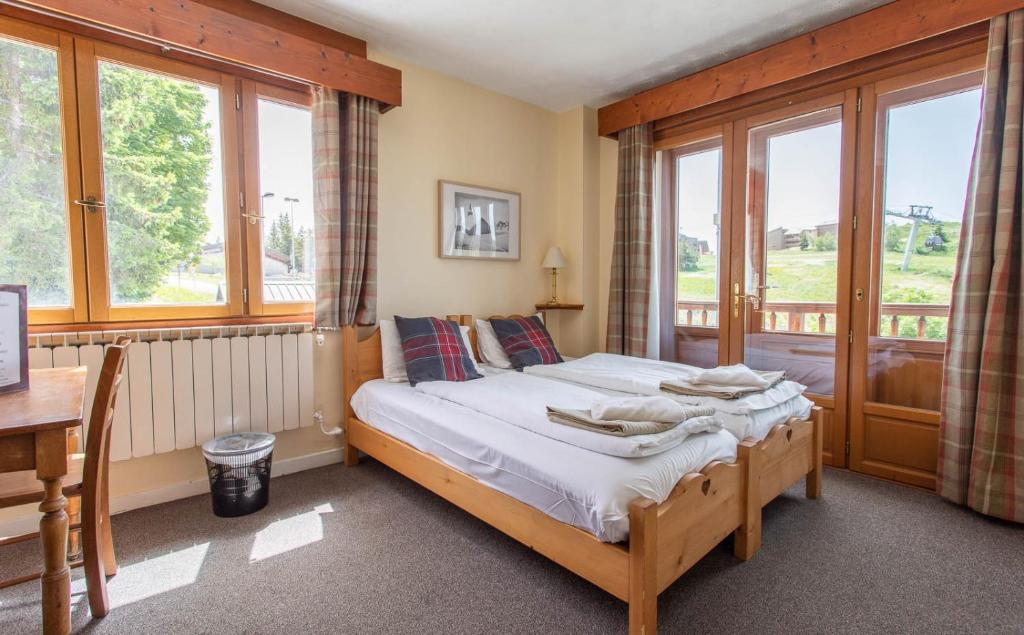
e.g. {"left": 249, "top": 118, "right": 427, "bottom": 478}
{"left": 100, "top": 515, "right": 117, "bottom": 576}
{"left": 82, "top": 507, "right": 111, "bottom": 618}
{"left": 66, "top": 494, "right": 83, "bottom": 563}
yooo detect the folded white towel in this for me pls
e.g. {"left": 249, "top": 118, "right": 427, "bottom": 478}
{"left": 591, "top": 396, "right": 710, "bottom": 423}
{"left": 691, "top": 364, "right": 770, "bottom": 388}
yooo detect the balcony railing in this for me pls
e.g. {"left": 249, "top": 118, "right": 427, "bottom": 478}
{"left": 676, "top": 300, "right": 950, "bottom": 340}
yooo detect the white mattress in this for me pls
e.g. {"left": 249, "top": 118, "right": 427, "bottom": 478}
{"left": 351, "top": 379, "right": 737, "bottom": 543}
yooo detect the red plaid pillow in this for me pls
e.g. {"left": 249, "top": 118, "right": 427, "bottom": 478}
{"left": 393, "top": 316, "right": 482, "bottom": 387}
{"left": 489, "top": 315, "right": 563, "bottom": 369}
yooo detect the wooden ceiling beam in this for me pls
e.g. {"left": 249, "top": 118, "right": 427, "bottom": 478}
{"left": 14, "top": 0, "right": 401, "bottom": 106}
{"left": 598, "top": 0, "right": 1023, "bottom": 136}
{"left": 191, "top": 0, "right": 367, "bottom": 57}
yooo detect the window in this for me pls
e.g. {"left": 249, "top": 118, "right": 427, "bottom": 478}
{"left": 875, "top": 74, "right": 983, "bottom": 340}
{"left": 0, "top": 28, "right": 86, "bottom": 324}
{"left": 755, "top": 108, "right": 843, "bottom": 335}
{"left": 242, "top": 83, "right": 315, "bottom": 316}
{"left": 96, "top": 60, "right": 228, "bottom": 307}
{"left": 670, "top": 139, "right": 723, "bottom": 328}
{"left": 0, "top": 16, "right": 314, "bottom": 325}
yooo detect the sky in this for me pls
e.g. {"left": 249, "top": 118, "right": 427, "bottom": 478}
{"left": 675, "top": 87, "right": 983, "bottom": 245}
{"left": 199, "top": 93, "right": 314, "bottom": 247}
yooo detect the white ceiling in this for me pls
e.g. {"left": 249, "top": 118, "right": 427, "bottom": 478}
{"left": 256, "top": 0, "right": 891, "bottom": 112}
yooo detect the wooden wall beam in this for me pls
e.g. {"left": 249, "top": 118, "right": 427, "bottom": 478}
{"left": 598, "top": 0, "right": 1021, "bottom": 136}
{"left": 15, "top": 0, "right": 401, "bottom": 106}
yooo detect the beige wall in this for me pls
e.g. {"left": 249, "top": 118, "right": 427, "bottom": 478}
{"left": 1, "top": 52, "right": 619, "bottom": 532}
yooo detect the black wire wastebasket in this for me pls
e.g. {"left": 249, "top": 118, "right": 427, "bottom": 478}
{"left": 202, "top": 432, "right": 276, "bottom": 517}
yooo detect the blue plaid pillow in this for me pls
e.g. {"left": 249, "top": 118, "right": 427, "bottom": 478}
{"left": 393, "top": 316, "right": 482, "bottom": 387}
{"left": 489, "top": 315, "right": 563, "bottom": 370}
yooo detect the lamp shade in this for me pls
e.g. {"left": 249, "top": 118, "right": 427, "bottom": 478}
{"left": 541, "top": 246, "right": 567, "bottom": 269}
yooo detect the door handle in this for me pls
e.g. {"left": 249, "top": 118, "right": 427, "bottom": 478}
{"left": 73, "top": 197, "right": 106, "bottom": 212}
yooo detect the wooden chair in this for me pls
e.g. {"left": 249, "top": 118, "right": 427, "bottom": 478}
{"left": 0, "top": 336, "right": 131, "bottom": 618}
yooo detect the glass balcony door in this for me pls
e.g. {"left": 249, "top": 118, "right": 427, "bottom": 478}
{"left": 847, "top": 63, "right": 984, "bottom": 488}
{"left": 734, "top": 92, "right": 858, "bottom": 466}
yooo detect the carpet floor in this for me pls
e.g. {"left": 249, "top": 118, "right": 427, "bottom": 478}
{"left": 1, "top": 462, "right": 1021, "bottom": 634}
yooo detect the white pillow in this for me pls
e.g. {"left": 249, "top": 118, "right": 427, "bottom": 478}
{"left": 474, "top": 313, "right": 544, "bottom": 369}
{"left": 380, "top": 319, "right": 480, "bottom": 383}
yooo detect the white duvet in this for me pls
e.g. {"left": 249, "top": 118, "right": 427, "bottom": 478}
{"left": 523, "top": 353, "right": 813, "bottom": 439}
{"left": 352, "top": 379, "right": 738, "bottom": 541}
{"left": 414, "top": 372, "right": 718, "bottom": 458}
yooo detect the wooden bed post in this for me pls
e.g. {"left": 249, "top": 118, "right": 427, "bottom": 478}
{"left": 340, "top": 325, "right": 360, "bottom": 467}
{"left": 628, "top": 498, "right": 657, "bottom": 635}
{"left": 806, "top": 406, "right": 824, "bottom": 499}
{"left": 734, "top": 440, "right": 761, "bottom": 560}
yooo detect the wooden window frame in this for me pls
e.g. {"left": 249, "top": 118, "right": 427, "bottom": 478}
{"left": 657, "top": 129, "right": 731, "bottom": 364}
{"left": 241, "top": 80, "right": 315, "bottom": 317}
{"left": 1, "top": 13, "right": 317, "bottom": 328}
{"left": 1, "top": 17, "right": 89, "bottom": 325}
{"left": 77, "top": 39, "right": 246, "bottom": 322}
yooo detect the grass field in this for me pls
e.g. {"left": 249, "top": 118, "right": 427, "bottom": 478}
{"left": 677, "top": 245, "right": 955, "bottom": 339}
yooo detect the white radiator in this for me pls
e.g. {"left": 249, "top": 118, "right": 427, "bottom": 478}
{"left": 29, "top": 325, "right": 315, "bottom": 462}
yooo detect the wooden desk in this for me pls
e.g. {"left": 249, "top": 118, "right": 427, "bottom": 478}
{"left": 0, "top": 367, "right": 87, "bottom": 635}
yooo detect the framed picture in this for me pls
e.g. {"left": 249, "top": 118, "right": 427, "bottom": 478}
{"left": 438, "top": 180, "right": 521, "bottom": 260}
{"left": 0, "top": 284, "right": 28, "bottom": 395}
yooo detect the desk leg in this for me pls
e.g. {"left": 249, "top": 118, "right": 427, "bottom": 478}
{"left": 39, "top": 477, "right": 70, "bottom": 635}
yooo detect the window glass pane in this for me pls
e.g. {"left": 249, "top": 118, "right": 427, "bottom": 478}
{"left": 763, "top": 115, "right": 842, "bottom": 335}
{"left": 878, "top": 87, "right": 981, "bottom": 340}
{"left": 0, "top": 36, "right": 72, "bottom": 307}
{"left": 257, "top": 98, "right": 314, "bottom": 303}
{"left": 98, "top": 61, "right": 226, "bottom": 306}
{"left": 674, "top": 146, "right": 721, "bottom": 328}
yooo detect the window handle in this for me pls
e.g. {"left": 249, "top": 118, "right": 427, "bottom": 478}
{"left": 73, "top": 197, "right": 106, "bottom": 212}
{"left": 242, "top": 212, "right": 265, "bottom": 225}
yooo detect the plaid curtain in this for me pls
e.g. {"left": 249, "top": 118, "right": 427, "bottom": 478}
{"left": 312, "top": 88, "right": 380, "bottom": 328}
{"left": 937, "top": 11, "right": 1024, "bottom": 523}
{"left": 605, "top": 123, "right": 654, "bottom": 357}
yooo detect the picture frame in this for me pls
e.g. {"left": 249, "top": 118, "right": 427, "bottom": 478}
{"left": 438, "top": 180, "right": 521, "bottom": 261}
{"left": 0, "top": 284, "right": 29, "bottom": 395}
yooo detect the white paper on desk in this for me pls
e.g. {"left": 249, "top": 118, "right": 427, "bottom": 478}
{"left": 0, "top": 290, "right": 20, "bottom": 389}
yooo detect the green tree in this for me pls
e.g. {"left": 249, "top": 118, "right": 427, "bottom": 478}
{"left": 799, "top": 233, "right": 811, "bottom": 251}
{"left": 0, "top": 39, "right": 73, "bottom": 305}
{"left": 0, "top": 42, "right": 213, "bottom": 304}
{"left": 677, "top": 238, "right": 700, "bottom": 272}
{"left": 812, "top": 233, "right": 837, "bottom": 251}
{"left": 100, "top": 64, "right": 212, "bottom": 302}
{"left": 884, "top": 223, "right": 903, "bottom": 253}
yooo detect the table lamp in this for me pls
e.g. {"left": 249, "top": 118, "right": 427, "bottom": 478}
{"left": 541, "top": 246, "right": 567, "bottom": 304}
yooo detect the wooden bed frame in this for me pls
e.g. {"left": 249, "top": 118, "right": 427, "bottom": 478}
{"left": 340, "top": 316, "right": 822, "bottom": 634}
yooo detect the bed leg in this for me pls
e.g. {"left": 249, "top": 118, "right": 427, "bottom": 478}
{"left": 628, "top": 498, "right": 657, "bottom": 635}
{"left": 806, "top": 407, "right": 823, "bottom": 499}
{"left": 734, "top": 441, "right": 760, "bottom": 560}
{"left": 343, "top": 443, "right": 359, "bottom": 467}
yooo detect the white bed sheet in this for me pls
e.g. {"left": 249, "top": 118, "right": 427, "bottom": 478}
{"left": 351, "top": 379, "right": 737, "bottom": 543}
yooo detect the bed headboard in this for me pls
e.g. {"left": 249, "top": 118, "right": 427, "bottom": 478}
{"left": 341, "top": 314, "right": 475, "bottom": 422}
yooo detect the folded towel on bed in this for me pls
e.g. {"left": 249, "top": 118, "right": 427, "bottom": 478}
{"left": 660, "top": 367, "right": 786, "bottom": 400}
{"left": 590, "top": 396, "right": 710, "bottom": 423}
{"left": 693, "top": 364, "right": 774, "bottom": 388}
{"left": 547, "top": 406, "right": 718, "bottom": 437}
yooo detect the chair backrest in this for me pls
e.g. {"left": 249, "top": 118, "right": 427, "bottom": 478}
{"left": 81, "top": 336, "right": 131, "bottom": 506}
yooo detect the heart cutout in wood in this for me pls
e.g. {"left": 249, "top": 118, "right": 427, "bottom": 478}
{"left": 701, "top": 479, "right": 711, "bottom": 495}
{"left": 786, "top": 428, "right": 793, "bottom": 441}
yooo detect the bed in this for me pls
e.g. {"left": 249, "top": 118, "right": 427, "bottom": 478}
{"left": 341, "top": 316, "right": 822, "bottom": 634}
